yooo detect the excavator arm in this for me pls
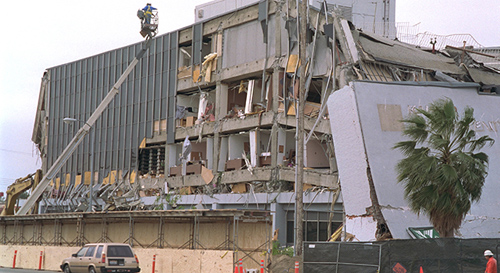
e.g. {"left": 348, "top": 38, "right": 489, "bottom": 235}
{"left": 1, "top": 170, "right": 41, "bottom": 216}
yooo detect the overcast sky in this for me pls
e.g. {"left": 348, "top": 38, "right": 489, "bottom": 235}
{"left": 0, "top": 0, "right": 498, "bottom": 194}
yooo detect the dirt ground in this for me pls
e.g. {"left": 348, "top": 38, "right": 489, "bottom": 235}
{"left": 269, "top": 255, "right": 302, "bottom": 273}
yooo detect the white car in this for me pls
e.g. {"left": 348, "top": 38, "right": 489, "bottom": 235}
{"left": 60, "top": 243, "right": 141, "bottom": 273}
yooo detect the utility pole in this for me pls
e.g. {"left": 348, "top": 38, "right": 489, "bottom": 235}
{"left": 295, "top": 0, "right": 307, "bottom": 256}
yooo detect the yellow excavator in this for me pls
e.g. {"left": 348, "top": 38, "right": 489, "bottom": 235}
{"left": 1, "top": 169, "right": 42, "bottom": 216}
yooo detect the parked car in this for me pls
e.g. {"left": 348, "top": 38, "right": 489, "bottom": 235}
{"left": 60, "top": 243, "right": 141, "bottom": 273}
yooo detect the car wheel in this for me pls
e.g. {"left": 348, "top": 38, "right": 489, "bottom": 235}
{"left": 89, "top": 267, "right": 97, "bottom": 273}
{"left": 63, "top": 265, "right": 71, "bottom": 273}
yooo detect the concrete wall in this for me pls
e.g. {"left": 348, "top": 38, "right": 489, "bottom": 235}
{"left": 328, "top": 81, "right": 500, "bottom": 240}
{"left": 0, "top": 245, "right": 233, "bottom": 272}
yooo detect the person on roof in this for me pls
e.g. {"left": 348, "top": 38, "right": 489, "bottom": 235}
{"left": 142, "top": 3, "right": 157, "bottom": 24}
{"left": 484, "top": 250, "right": 497, "bottom": 273}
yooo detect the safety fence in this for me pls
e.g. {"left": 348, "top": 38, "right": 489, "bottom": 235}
{"left": 0, "top": 209, "right": 271, "bottom": 271}
{"left": 304, "top": 238, "right": 500, "bottom": 272}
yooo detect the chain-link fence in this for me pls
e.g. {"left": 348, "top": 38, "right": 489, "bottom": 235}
{"left": 304, "top": 238, "right": 500, "bottom": 272}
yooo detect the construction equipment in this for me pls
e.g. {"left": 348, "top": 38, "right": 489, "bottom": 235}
{"left": 2, "top": 169, "right": 42, "bottom": 216}
{"left": 137, "top": 6, "right": 158, "bottom": 39}
{"left": 16, "top": 11, "right": 157, "bottom": 215}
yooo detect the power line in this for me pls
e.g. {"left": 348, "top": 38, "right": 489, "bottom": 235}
{"left": 0, "top": 148, "right": 34, "bottom": 156}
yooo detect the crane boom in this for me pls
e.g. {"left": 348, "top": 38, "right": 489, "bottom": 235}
{"left": 16, "top": 40, "right": 152, "bottom": 215}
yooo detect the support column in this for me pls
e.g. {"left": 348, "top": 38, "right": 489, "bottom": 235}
{"left": 213, "top": 82, "right": 228, "bottom": 173}
{"left": 166, "top": 144, "right": 177, "bottom": 177}
{"left": 213, "top": 133, "right": 221, "bottom": 173}
{"left": 270, "top": 203, "right": 287, "bottom": 246}
{"left": 271, "top": 3, "right": 282, "bottom": 168}
{"left": 295, "top": 0, "right": 307, "bottom": 256}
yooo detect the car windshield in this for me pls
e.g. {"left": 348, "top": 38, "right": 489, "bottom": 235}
{"left": 76, "top": 247, "right": 88, "bottom": 257}
{"left": 107, "top": 245, "right": 134, "bottom": 257}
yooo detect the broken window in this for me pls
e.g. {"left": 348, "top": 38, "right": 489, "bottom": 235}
{"left": 177, "top": 35, "right": 216, "bottom": 83}
{"left": 138, "top": 144, "right": 165, "bottom": 177}
{"left": 278, "top": 73, "right": 325, "bottom": 119}
{"left": 226, "top": 78, "right": 269, "bottom": 119}
{"left": 168, "top": 139, "right": 210, "bottom": 177}
{"left": 176, "top": 88, "right": 215, "bottom": 126}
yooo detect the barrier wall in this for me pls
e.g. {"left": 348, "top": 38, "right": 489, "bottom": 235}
{"left": 0, "top": 245, "right": 234, "bottom": 272}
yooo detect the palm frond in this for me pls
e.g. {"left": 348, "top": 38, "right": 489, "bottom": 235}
{"left": 394, "top": 98, "right": 494, "bottom": 237}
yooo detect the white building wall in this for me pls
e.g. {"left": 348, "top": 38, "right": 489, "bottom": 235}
{"left": 195, "top": 0, "right": 396, "bottom": 38}
{"left": 328, "top": 84, "right": 379, "bottom": 241}
{"left": 328, "top": 81, "right": 500, "bottom": 240}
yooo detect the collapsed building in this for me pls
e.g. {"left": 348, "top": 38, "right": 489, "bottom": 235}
{"left": 26, "top": 0, "right": 500, "bottom": 257}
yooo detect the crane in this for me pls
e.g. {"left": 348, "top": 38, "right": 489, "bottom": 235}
{"left": 16, "top": 9, "right": 157, "bottom": 215}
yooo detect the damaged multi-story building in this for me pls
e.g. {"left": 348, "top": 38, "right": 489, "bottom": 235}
{"left": 27, "top": 0, "right": 500, "bottom": 262}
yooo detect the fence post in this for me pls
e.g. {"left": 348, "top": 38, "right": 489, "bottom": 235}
{"left": 13, "top": 250, "right": 17, "bottom": 268}
{"left": 152, "top": 254, "right": 156, "bottom": 273}
{"left": 39, "top": 251, "right": 43, "bottom": 270}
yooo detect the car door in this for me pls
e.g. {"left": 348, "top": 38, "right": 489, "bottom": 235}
{"left": 71, "top": 246, "right": 89, "bottom": 273}
{"left": 82, "top": 245, "right": 97, "bottom": 271}
{"left": 94, "top": 245, "right": 104, "bottom": 268}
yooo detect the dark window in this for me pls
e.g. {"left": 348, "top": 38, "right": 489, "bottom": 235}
{"left": 306, "top": 221, "right": 318, "bottom": 241}
{"left": 95, "top": 245, "right": 104, "bottom": 258}
{"left": 85, "top": 246, "right": 96, "bottom": 257}
{"left": 286, "top": 211, "right": 343, "bottom": 245}
{"left": 107, "top": 245, "right": 134, "bottom": 257}
{"left": 286, "top": 220, "right": 294, "bottom": 244}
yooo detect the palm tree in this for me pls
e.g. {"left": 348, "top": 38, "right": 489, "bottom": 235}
{"left": 394, "top": 98, "right": 494, "bottom": 237}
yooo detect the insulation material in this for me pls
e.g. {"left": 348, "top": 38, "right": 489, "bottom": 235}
{"left": 64, "top": 174, "right": 70, "bottom": 186}
{"left": 232, "top": 183, "right": 247, "bottom": 193}
{"left": 286, "top": 55, "right": 300, "bottom": 73}
{"left": 200, "top": 53, "right": 218, "bottom": 82}
{"left": 102, "top": 170, "right": 117, "bottom": 184}
{"left": 201, "top": 166, "right": 214, "bottom": 184}
{"left": 75, "top": 175, "right": 82, "bottom": 186}
{"left": 130, "top": 170, "right": 136, "bottom": 184}
{"left": 192, "top": 67, "right": 201, "bottom": 83}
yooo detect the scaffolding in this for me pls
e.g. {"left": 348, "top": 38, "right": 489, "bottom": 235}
{"left": 0, "top": 209, "right": 272, "bottom": 270}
